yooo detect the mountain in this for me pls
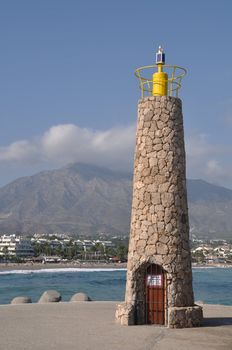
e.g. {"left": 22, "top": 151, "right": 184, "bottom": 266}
{"left": 187, "top": 179, "right": 232, "bottom": 239}
{"left": 0, "top": 163, "right": 132, "bottom": 235}
{"left": 0, "top": 163, "right": 232, "bottom": 239}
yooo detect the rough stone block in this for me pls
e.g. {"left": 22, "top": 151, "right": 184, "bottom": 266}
{"left": 168, "top": 305, "right": 203, "bottom": 328}
{"left": 115, "top": 302, "right": 135, "bottom": 325}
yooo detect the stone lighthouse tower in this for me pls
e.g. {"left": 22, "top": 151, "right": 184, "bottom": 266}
{"left": 116, "top": 47, "right": 203, "bottom": 328}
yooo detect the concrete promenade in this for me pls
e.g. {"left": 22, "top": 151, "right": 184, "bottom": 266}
{"left": 0, "top": 302, "right": 232, "bottom": 350}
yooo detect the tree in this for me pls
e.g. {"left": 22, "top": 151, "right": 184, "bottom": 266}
{"left": 192, "top": 250, "right": 205, "bottom": 263}
{"left": 116, "top": 245, "right": 128, "bottom": 262}
{"left": 2, "top": 246, "right": 9, "bottom": 261}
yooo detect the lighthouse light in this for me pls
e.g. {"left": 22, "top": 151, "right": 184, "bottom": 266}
{"left": 156, "top": 52, "right": 165, "bottom": 64}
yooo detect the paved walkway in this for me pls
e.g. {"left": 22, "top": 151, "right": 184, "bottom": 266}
{"left": 0, "top": 302, "right": 232, "bottom": 350}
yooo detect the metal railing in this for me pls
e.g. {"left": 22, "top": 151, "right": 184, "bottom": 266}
{"left": 135, "top": 65, "right": 187, "bottom": 98}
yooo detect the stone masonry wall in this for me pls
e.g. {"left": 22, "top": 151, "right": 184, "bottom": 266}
{"left": 116, "top": 96, "right": 202, "bottom": 328}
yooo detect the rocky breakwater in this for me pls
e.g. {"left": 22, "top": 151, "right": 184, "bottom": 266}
{"left": 116, "top": 96, "right": 202, "bottom": 328}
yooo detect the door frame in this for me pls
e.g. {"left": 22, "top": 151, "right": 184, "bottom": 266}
{"left": 145, "top": 263, "right": 167, "bottom": 325}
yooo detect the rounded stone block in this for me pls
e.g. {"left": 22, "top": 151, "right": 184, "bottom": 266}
{"left": 38, "top": 290, "right": 61, "bottom": 303}
{"left": 70, "top": 292, "right": 91, "bottom": 302}
{"left": 11, "top": 296, "right": 32, "bottom": 304}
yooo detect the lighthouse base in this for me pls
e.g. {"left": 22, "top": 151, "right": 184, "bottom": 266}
{"left": 115, "top": 302, "right": 203, "bottom": 328}
{"left": 168, "top": 305, "right": 203, "bottom": 328}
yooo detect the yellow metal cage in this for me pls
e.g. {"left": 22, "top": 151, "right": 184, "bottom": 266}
{"left": 135, "top": 65, "right": 187, "bottom": 98}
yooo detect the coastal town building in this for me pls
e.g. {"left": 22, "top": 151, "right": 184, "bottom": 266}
{"left": 0, "top": 234, "right": 34, "bottom": 257}
{"left": 191, "top": 242, "right": 232, "bottom": 264}
{"left": 93, "top": 240, "right": 115, "bottom": 251}
{"left": 0, "top": 232, "right": 231, "bottom": 264}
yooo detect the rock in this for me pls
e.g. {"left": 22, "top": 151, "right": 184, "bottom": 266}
{"left": 70, "top": 293, "right": 91, "bottom": 302}
{"left": 11, "top": 296, "right": 32, "bottom": 304}
{"left": 115, "top": 302, "right": 134, "bottom": 325}
{"left": 168, "top": 306, "right": 203, "bottom": 328}
{"left": 38, "top": 290, "right": 61, "bottom": 303}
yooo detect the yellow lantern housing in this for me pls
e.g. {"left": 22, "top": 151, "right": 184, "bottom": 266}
{"left": 152, "top": 69, "right": 168, "bottom": 96}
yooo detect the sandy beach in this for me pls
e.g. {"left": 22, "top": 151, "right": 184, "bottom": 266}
{"left": 0, "top": 302, "right": 231, "bottom": 350}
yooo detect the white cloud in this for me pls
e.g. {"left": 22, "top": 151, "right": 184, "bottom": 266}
{"left": 1, "top": 124, "right": 232, "bottom": 189}
{"left": 186, "top": 133, "right": 219, "bottom": 158}
{"left": 0, "top": 123, "right": 136, "bottom": 171}
{"left": 186, "top": 132, "right": 232, "bottom": 188}
{"left": 0, "top": 140, "right": 40, "bottom": 162}
{"left": 206, "top": 160, "right": 221, "bottom": 174}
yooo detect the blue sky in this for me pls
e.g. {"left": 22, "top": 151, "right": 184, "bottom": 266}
{"left": 0, "top": 0, "right": 232, "bottom": 188}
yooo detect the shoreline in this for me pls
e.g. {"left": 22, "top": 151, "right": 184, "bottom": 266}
{"left": 0, "top": 261, "right": 231, "bottom": 272}
{"left": 0, "top": 261, "right": 127, "bottom": 272}
{"left": 192, "top": 263, "right": 232, "bottom": 269}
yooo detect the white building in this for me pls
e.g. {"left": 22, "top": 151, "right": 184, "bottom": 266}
{"left": 0, "top": 234, "right": 34, "bottom": 257}
{"left": 93, "top": 240, "right": 114, "bottom": 251}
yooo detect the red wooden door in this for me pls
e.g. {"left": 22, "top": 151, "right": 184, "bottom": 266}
{"left": 145, "top": 264, "right": 165, "bottom": 325}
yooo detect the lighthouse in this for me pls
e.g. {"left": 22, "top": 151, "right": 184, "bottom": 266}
{"left": 115, "top": 47, "right": 203, "bottom": 328}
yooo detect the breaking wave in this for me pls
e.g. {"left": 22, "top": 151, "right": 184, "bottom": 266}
{"left": 0, "top": 268, "right": 127, "bottom": 275}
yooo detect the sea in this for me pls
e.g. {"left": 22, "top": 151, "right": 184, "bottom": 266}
{"left": 0, "top": 267, "right": 231, "bottom": 305}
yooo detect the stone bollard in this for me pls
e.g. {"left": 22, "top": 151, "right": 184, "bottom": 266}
{"left": 70, "top": 292, "right": 91, "bottom": 302}
{"left": 38, "top": 290, "right": 61, "bottom": 303}
{"left": 11, "top": 296, "right": 32, "bottom": 304}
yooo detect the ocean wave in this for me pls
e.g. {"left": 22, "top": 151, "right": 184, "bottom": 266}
{"left": 192, "top": 266, "right": 215, "bottom": 269}
{"left": 192, "top": 266, "right": 231, "bottom": 270}
{"left": 0, "top": 268, "right": 127, "bottom": 275}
